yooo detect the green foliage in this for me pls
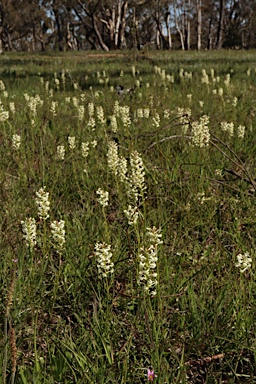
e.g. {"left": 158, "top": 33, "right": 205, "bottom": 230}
{"left": 1, "top": 51, "right": 256, "bottom": 383}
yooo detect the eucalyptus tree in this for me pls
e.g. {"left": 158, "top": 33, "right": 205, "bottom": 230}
{"left": 0, "top": 0, "right": 22, "bottom": 51}
{"left": 216, "top": 0, "right": 225, "bottom": 48}
{"left": 73, "top": 0, "right": 130, "bottom": 50}
{"left": 147, "top": 0, "right": 172, "bottom": 49}
{"left": 224, "top": 0, "right": 256, "bottom": 48}
{"left": 0, "top": 0, "right": 255, "bottom": 52}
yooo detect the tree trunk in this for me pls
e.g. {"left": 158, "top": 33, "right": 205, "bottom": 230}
{"left": 92, "top": 13, "right": 109, "bottom": 51}
{"left": 0, "top": 25, "right": 3, "bottom": 53}
{"left": 5, "top": 27, "right": 13, "bottom": 50}
{"left": 197, "top": 0, "right": 202, "bottom": 50}
{"left": 207, "top": 13, "right": 213, "bottom": 49}
{"left": 174, "top": 1, "right": 185, "bottom": 50}
{"left": 132, "top": 6, "right": 137, "bottom": 49}
{"left": 104, "top": 6, "right": 115, "bottom": 49}
{"left": 166, "top": 13, "right": 172, "bottom": 49}
{"left": 156, "top": 29, "right": 160, "bottom": 49}
{"left": 119, "top": 1, "right": 127, "bottom": 48}
{"left": 216, "top": 0, "right": 225, "bottom": 49}
{"left": 53, "top": 9, "right": 64, "bottom": 51}
{"left": 36, "top": 32, "right": 45, "bottom": 51}
{"left": 247, "top": 8, "right": 254, "bottom": 49}
{"left": 186, "top": 0, "right": 191, "bottom": 50}
{"left": 32, "top": 22, "right": 36, "bottom": 52}
{"left": 187, "top": 19, "right": 190, "bottom": 50}
{"left": 114, "top": 0, "right": 122, "bottom": 48}
{"left": 66, "top": 22, "right": 74, "bottom": 49}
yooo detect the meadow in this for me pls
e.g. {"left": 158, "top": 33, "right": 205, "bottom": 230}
{"left": 1, "top": 49, "right": 256, "bottom": 383}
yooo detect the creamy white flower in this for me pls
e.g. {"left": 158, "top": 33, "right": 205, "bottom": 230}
{"left": 107, "top": 141, "right": 119, "bottom": 176}
{"left": 68, "top": 136, "right": 76, "bottom": 150}
{"left": 61, "top": 70, "right": 66, "bottom": 88}
{"left": 201, "top": 69, "right": 209, "bottom": 85}
{"left": 35, "top": 187, "right": 50, "bottom": 220}
{"left": 167, "top": 74, "right": 174, "bottom": 83}
{"left": 45, "top": 81, "right": 49, "bottom": 92}
{"left": 95, "top": 242, "right": 114, "bottom": 278}
{"left": 235, "top": 252, "right": 252, "bottom": 273}
{"left": 78, "top": 105, "right": 85, "bottom": 121}
{"left": 12, "top": 134, "right": 21, "bottom": 150}
{"left": 0, "top": 110, "right": 9, "bottom": 121}
{"left": 118, "top": 156, "right": 128, "bottom": 183}
{"left": 163, "top": 109, "right": 170, "bottom": 119}
{"left": 161, "top": 69, "right": 166, "bottom": 81}
{"left": 237, "top": 125, "right": 245, "bottom": 139}
{"left": 21, "top": 217, "right": 37, "bottom": 249}
{"left": 137, "top": 108, "right": 144, "bottom": 118}
{"left": 110, "top": 115, "right": 118, "bottom": 132}
{"left": 91, "top": 140, "right": 97, "bottom": 148}
{"left": 119, "top": 106, "right": 131, "bottom": 128}
{"left": 96, "top": 188, "right": 109, "bottom": 207}
{"left": 54, "top": 78, "right": 60, "bottom": 90}
{"left": 137, "top": 227, "right": 162, "bottom": 295}
{"left": 127, "top": 150, "right": 146, "bottom": 202}
{"left": 96, "top": 106, "right": 106, "bottom": 125}
{"left": 187, "top": 94, "right": 192, "bottom": 103}
{"left": 152, "top": 113, "right": 160, "bottom": 128}
{"left": 113, "top": 100, "right": 120, "bottom": 117}
{"left": 224, "top": 73, "right": 231, "bottom": 87}
{"left": 218, "top": 88, "right": 223, "bottom": 96}
{"left": 0, "top": 80, "right": 5, "bottom": 91}
{"left": 191, "top": 115, "right": 210, "bottom": 148}
{"left": 80, "top": 93, "right": 86, "bottom": 102}
{"left": 57, "top": 145, "right": 65, "bottom": 160}
{"left": 146, "top": 227, "right": 163, "bottom": 247}
{"left": 88, "top": 102, "right": 94, "bottom": 117}
{"left": 221, "top": 121, "right": 234, "bottom": 137}
{"left": 141, "top": 109, "right": 149, "bottom": 119}
{"left": 50, "top": 101, "right": 58, "bottom": 116}
{"left": 215, "top": 169, "right": 223, "bottom": 177}
{"left": 72, "top": 97, "right": 78, "bottom": 107}
{"left": 177, "top": 107, "right": 191, "bottom": 135}
{"left": 50, "top": 220, "right": 65, "bottom": 252}
{"left": 81, "top": 142, "right": 89, "bottom": 158}
{"left": 232, "top": 97, "right": 238, "bottom": 107}
{"left": 124, "top": 205, "right": 139, "bottom": 225}
{"left": 87, "top": 116, "right": 96, "bottom": 130}
{"left": 9, "top": 102, "right": 15, "bottom": 114}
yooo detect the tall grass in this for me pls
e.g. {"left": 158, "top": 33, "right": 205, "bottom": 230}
{"left": 1, "top": 50, "right": 256, "bottom": 383}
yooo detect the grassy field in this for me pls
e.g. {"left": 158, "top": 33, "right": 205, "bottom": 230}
{"left": 1, "top": 49, "right": 256, "bottom": 383}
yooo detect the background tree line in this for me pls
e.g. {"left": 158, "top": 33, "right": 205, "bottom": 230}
{"left": 0, "top": 0, "right": 255, "bottom": 52}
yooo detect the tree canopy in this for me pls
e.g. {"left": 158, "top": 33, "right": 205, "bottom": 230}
{"left": 0, "top": 0, "right": 255, "bottom": 52}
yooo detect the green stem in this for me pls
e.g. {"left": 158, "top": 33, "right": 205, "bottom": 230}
{"left": 102, "top": 207, "right": 110, "bottom": 243}
{"left": 3, "top": 315, "right": 8, "bottom": 384}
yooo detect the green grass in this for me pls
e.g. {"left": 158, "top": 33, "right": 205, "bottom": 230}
{"left": 1, "top": 50, "right": 256, "bottom": 383}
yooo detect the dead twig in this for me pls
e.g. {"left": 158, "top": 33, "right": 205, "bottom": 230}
{"left": 146, "top": 135, "right": 191, "bottom": 151}
{"left": 185, "top": 353, "right": 225, "bottom": 366}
